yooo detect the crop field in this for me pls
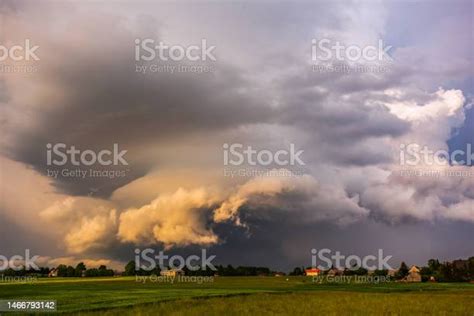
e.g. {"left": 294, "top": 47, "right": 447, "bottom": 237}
{"left": 1, "top": 277, "right": 473, "bottom": 315}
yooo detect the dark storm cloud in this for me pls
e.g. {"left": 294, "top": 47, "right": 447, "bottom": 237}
{"left": 209, "top": 218, "right": 474, "bottom": 272}
{"left": 279, "top": 100, "right": 408, "bottom": 141}
{"left": 1, "top": 15, "right": 275, "bottom": 196}
{"left": 268, "top": 65, "right": 411, "bottom": 161}
{"left": 0, "top": 213, "right": 56, "bottom": 257}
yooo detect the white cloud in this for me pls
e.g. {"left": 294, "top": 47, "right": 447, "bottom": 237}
{"left": 118, "top": 188, "right": 220, "bottom": 248}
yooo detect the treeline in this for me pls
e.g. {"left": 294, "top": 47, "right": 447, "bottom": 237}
{"left": 0, "top": 262, "right": 115, "bottom": 277}
{"left": 54, "top": 263, "right": 114, "bottom": 277}
{"left": 122, "top": 261, "right": 274, "bottom": 276}
{"left": 419, "top": 258, "right": 474, "bottom": 282}
{"left": 384, "top": 257, "right": 474, "bottom": 282}
{"left": 123, "top": 261, "right": 160, "bottom": 276}
{"left": 289, "top": 256, "right": 474, "bottom": 282}
{"left": 0, "top": 267, "right": 50, "bottom": 277}
{"left": 214, "top": 265, "right": 272, "bottom": 276}
{"left": 3, "top": 257, "right": 473, "bottom": 281}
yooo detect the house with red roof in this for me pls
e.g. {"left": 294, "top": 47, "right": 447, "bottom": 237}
{"left": 305, "top": 268, "right": 321, "bottom": 276}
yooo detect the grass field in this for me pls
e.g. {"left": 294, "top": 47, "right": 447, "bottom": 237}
{"left": 1, "top": 276, "right": 473, "bottom": 315}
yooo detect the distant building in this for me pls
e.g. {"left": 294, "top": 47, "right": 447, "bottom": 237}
{"left": 405, "top": 266, "right": 421, "bottom": 282}
{"left": 305, "top": 268, "right": 320, "bottom": 276}
{"left": 160, "top": 269, "right": 185, "bottom": 277}
{"left": 48, "top": 268, "right": 59, "bottom": 277}
{"left": 387, "top": 269, "right": 398, "bottom": 277}
{"left": 274, "top": 272, "right": 286, "bottom": 277}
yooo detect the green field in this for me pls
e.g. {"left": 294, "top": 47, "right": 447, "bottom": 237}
{"left": 0, "top": 276, "right": 473, "bottom": 315}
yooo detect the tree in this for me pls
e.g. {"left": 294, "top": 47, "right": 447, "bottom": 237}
{"left": 75, "top": 262, "right": 86, "bottom": 277}
{"left": 98, "top": 265, "right": 114, "bottom": 277}
{"left": 56, "top": 264, "right": 68, "bottom": 277}
{"left": 468, "top": 257, "right": 474, "bottom": 279}
{"left": 226, "top": 264, "right": 236, "bottom": 276}
{"left": 439, "top": 262, "right": 453, "bottom": 282}
{"left": 428, "top": 259, "right": 440, "bottom": 273}
{"left": 396, "top": 262, "right": 409, "bottom": 279}
{"left": 290, "top": 267, "right": 303, "bottom": 276}
{"left": 98, "top": 265, "right": 107, "bottom": 276}
{"left": 2, "top": 268, "right": 16, "bottom": 277}
{"left": 124, "top": 261, "right": 136, "bottom": 276}
{"left": 66, "top": 265, "right": 75, "bottom": 277}
{"left": 85, "top": 268, "right": 99, "bottom": 277}
{"left": 373, "top": 269, "right": 388, "bottom": 276}
{"left": 420, "top": 266, "right": 432, "bottom": 282}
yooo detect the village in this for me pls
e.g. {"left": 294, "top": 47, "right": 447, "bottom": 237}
{"left": 36, "top": 257, "right": 474, "bottom": 285}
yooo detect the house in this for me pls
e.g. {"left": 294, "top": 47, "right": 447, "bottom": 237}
{"left": 274, "top": 272, "right": 286, "bottom": 277}
{"left": 48, "top": 268, "right": 59, "bottom": 277}
{"left": 405, "top": 265, "right": 421, "bottom": 282}
{"left": 305, "top": 268, "right": 321, "bottom": 276}
{"left": 160, "top": 269, "right": 185, "bottom": 277}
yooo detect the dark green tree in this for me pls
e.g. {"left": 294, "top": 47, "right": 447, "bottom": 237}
{"left": 66, "top": 265, "right": 75, "bottom": 277}
{"left": 56, "top": 264, "right": 68, "bottom": 277}
{"left": 290, "top": 267, "right": 303, "bottom": 276}
{"left": 75, "top": 262, "right": 86, "bottom": 277}
{"left": 124, "top": 261, "right": 136, "bottom": 276}
{"left": 396, "top": 262, "right": 409, "bottom": 279}
{"left": 373, "top": 269, "right": 388, "bottom": 276}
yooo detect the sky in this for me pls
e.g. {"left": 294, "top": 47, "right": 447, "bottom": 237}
{"left": 0, "top": 0, "right": 473, "bottom": 272}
